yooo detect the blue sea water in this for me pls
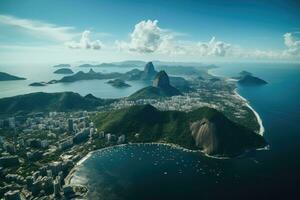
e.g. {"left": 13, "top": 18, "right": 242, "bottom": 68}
{"left": 1, "top": 62, "right": 300, "bottom": 199}
{"left": 0, "top": 63, "right": 147, "bottom": 98}
{"left": 67, "top": 63, "right": 300, "bottom": 199}
{"left": 211, "top": 63, "right": 300, "bottom": 153}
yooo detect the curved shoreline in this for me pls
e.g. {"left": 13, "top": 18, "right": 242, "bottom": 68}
{"left": 65, "top": 67, "right": 266, "bottom": 188}
{"left": 233, "top": 89, "right": 265, "bottom": 136}
{"left": 208, "top": 68, "right": 265, "bottom": 136}
{"left": 65, "top": 142, "right": 231, "bottom": 185}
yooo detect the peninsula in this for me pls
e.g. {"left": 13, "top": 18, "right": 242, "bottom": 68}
{"left": 94, "top": 104, "right": 267, "bottom": 156}
{"left": 238, "top": 74, "right": 268, "bottom": 85}
{"left": 0, "top": 72, "right": 26, "bottom": 81}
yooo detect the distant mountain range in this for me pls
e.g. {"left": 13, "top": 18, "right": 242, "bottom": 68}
{"left": 77, "top": 62, "right": 141, "bottom": 68}
{"left": 45, "top": 62, "right": 190, "bottom": 94}
{"left": 94, "top": 104, "right": 267, "bottom": 157}
{"left": 57, "top": 69, "right": 122, "bottom": 83}
{"left": 0, "top": 72, "right": 26, "bottom": 81}
{"left": 52, "top": 64, "right": 71, "bottom": 68}
{"left": 0, "top": 92, "right": 114, "bottom": 115}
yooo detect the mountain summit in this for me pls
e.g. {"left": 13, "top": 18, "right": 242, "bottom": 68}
{"left": 153, "top": 71, "right": 170, "bottom": 88}
{"left": 129, "top": 70, "right": 182, "bottom": 100}
{"left": 142, "top": 62, "right": 157, "bottom": 80}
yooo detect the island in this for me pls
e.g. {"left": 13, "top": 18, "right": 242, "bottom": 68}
{"left": 239, "top": 70, "right": 253, "bottom": 77}
{"left": 107, "top": 79, "right": 131, "bottom": 88}
{"left": 238, "top": 74, "right": 268, "bottom": 85}
{"left": 53, "top": 68, "right": 74, "bottom": 74}
{"left": 29, "top": 82, "right": 47, "bottom": 87}
{"left": 129, "top": 70, "right": 182, "bottom": 100}
{"left": 53, "top": 64, "right": 71, "bottom": 68}
{"left": 0, "top": 72, "right": 26, "bottom": 81}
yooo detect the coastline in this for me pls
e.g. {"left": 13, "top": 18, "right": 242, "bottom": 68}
{"left": 65, "top": 139, "right": 256, "bottom": 186}
{"left": 233, "top": 89, "right": 265, "bottom": 136}
{"left": 64, "top": 67, "right": 267, "bottom": 189}
{"left": 207, "top": 68, "right": 265, "bottom": 136}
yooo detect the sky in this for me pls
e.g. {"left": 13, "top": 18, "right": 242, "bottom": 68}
{"left": 0, "top": 0, "right": 300, "bottom": 64}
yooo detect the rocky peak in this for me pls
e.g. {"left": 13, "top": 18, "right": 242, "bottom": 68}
{"left": 142, "top": 62, "right": 157, "bottom": 79}
{"left": 153, "top": 71, "right": 170, "bottom": 88}
{"left": 88, "top": 68, "right": 96, "bottom": 74}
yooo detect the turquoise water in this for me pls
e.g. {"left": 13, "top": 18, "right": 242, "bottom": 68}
{"left": 0, "top": 63, "right": 147, "bottom": 98}
{"left": 68, "top": 63, "right": 300, "bottom": 199}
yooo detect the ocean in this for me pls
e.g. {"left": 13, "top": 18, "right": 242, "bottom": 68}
{"left": 1, "top": 62, "right": 300, "bottom": 199}
{"left": 0, "top": 63, "right": 147, "bottom": 98}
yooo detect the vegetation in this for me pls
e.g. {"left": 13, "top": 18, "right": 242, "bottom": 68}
{"left": 93, "top": 104, "right": 267, "bottom": 156}
{"left": 238, "top": 75, "right": 267, "bottom": 85}
{"left": 0, "top": 72, "right": 26, "bottom": 81}
{"left": 0, "top": 92, "right": 114, "bottom": 115}
{"left": 107, "top": 79, "right": 131, "bottom": 88}
{"left": 53, "top": 68, "right": 74, "bottom": 74}
{"left": 128, "top": 86, "right": 181, "bottom": 100}
{"left": 58, "top": 70, "right": 121, "bottom": 82}
{"left": 29, "top": 82, "right": 47, "bottom": 86}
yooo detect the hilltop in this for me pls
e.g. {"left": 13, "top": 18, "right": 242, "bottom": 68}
{"left": 58, "top": 69, "right": 121, "bottom": 83}
{"left": 0, "top": 92, "right": 114, "bottom": 115}
{"left": 128, "top": 71, "right": 182, "bottom": 100}
{"left": 107, "top": 79, "right": 131, "bottom": 88}
{"left": 238, "top": 74, "right": 267, "bottom": 85}
{"left": 54, "top": 68, "right": 74, "bottom": 74}
{"left": 93, "top": 104, "right": 267, "bottom": 157}
{"left": 0, "top": 72, "right": 26, "bottom": 81}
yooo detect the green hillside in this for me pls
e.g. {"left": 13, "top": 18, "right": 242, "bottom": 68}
{"left": 0, "top": 92, "right": 114, "bottom": 115}
{"left": 128, "top": 86, "right": 181, "bottom": 100}
{"left": 93, "top": 105, "right": 267, "bottom": 156}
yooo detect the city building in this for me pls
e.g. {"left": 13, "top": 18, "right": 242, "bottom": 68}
{"left": 117, "top": 135, "right": 126, "bottom": 144}
{"left": 68, "top": 119, "right": 74, "bottom": 133}
{"left": 0, "top": 156, "right": 19, "bottom": 168}
{"left": 4, "top": 190, "right": 21, "bottom": 200}
{"left": 73, "top": 128, "right": 90, "bottom": 143}
{"left": 59, "top": 137, "right": 73, "bottom": 150}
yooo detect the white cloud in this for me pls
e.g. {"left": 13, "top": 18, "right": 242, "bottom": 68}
{"left": 198, "top": 37, "right": 231, "bottom": 57}
{"left": 283, "top": 32, "right": 300, "bottom": 56}
{"left": 117, "top": 20, "right": 163, "bottom": 53}
{"left": 0, "top": 14, "right": 75, "bottom": 41}
{"left": 117, "top": 20, "right": 232, "bottom": 57}
{"left": 66, "top": 30, "right": 102, "bottom": 50}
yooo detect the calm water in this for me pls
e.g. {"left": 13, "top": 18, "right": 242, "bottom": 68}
{"left": 69, "top": 63, "right": 300, "bottom": 199}
{"left": 0, "top": 63, "right": 147, "bottom": 98}
{"left": 2, "top": 62, "right": 300, "bottom": 199}
{"left": 69, "top": 144, "right": 260, "bottom": 200}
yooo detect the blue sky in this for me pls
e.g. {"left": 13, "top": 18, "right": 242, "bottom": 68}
{"left": 0, "top": 0, "right": 300, "bottom": 63}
